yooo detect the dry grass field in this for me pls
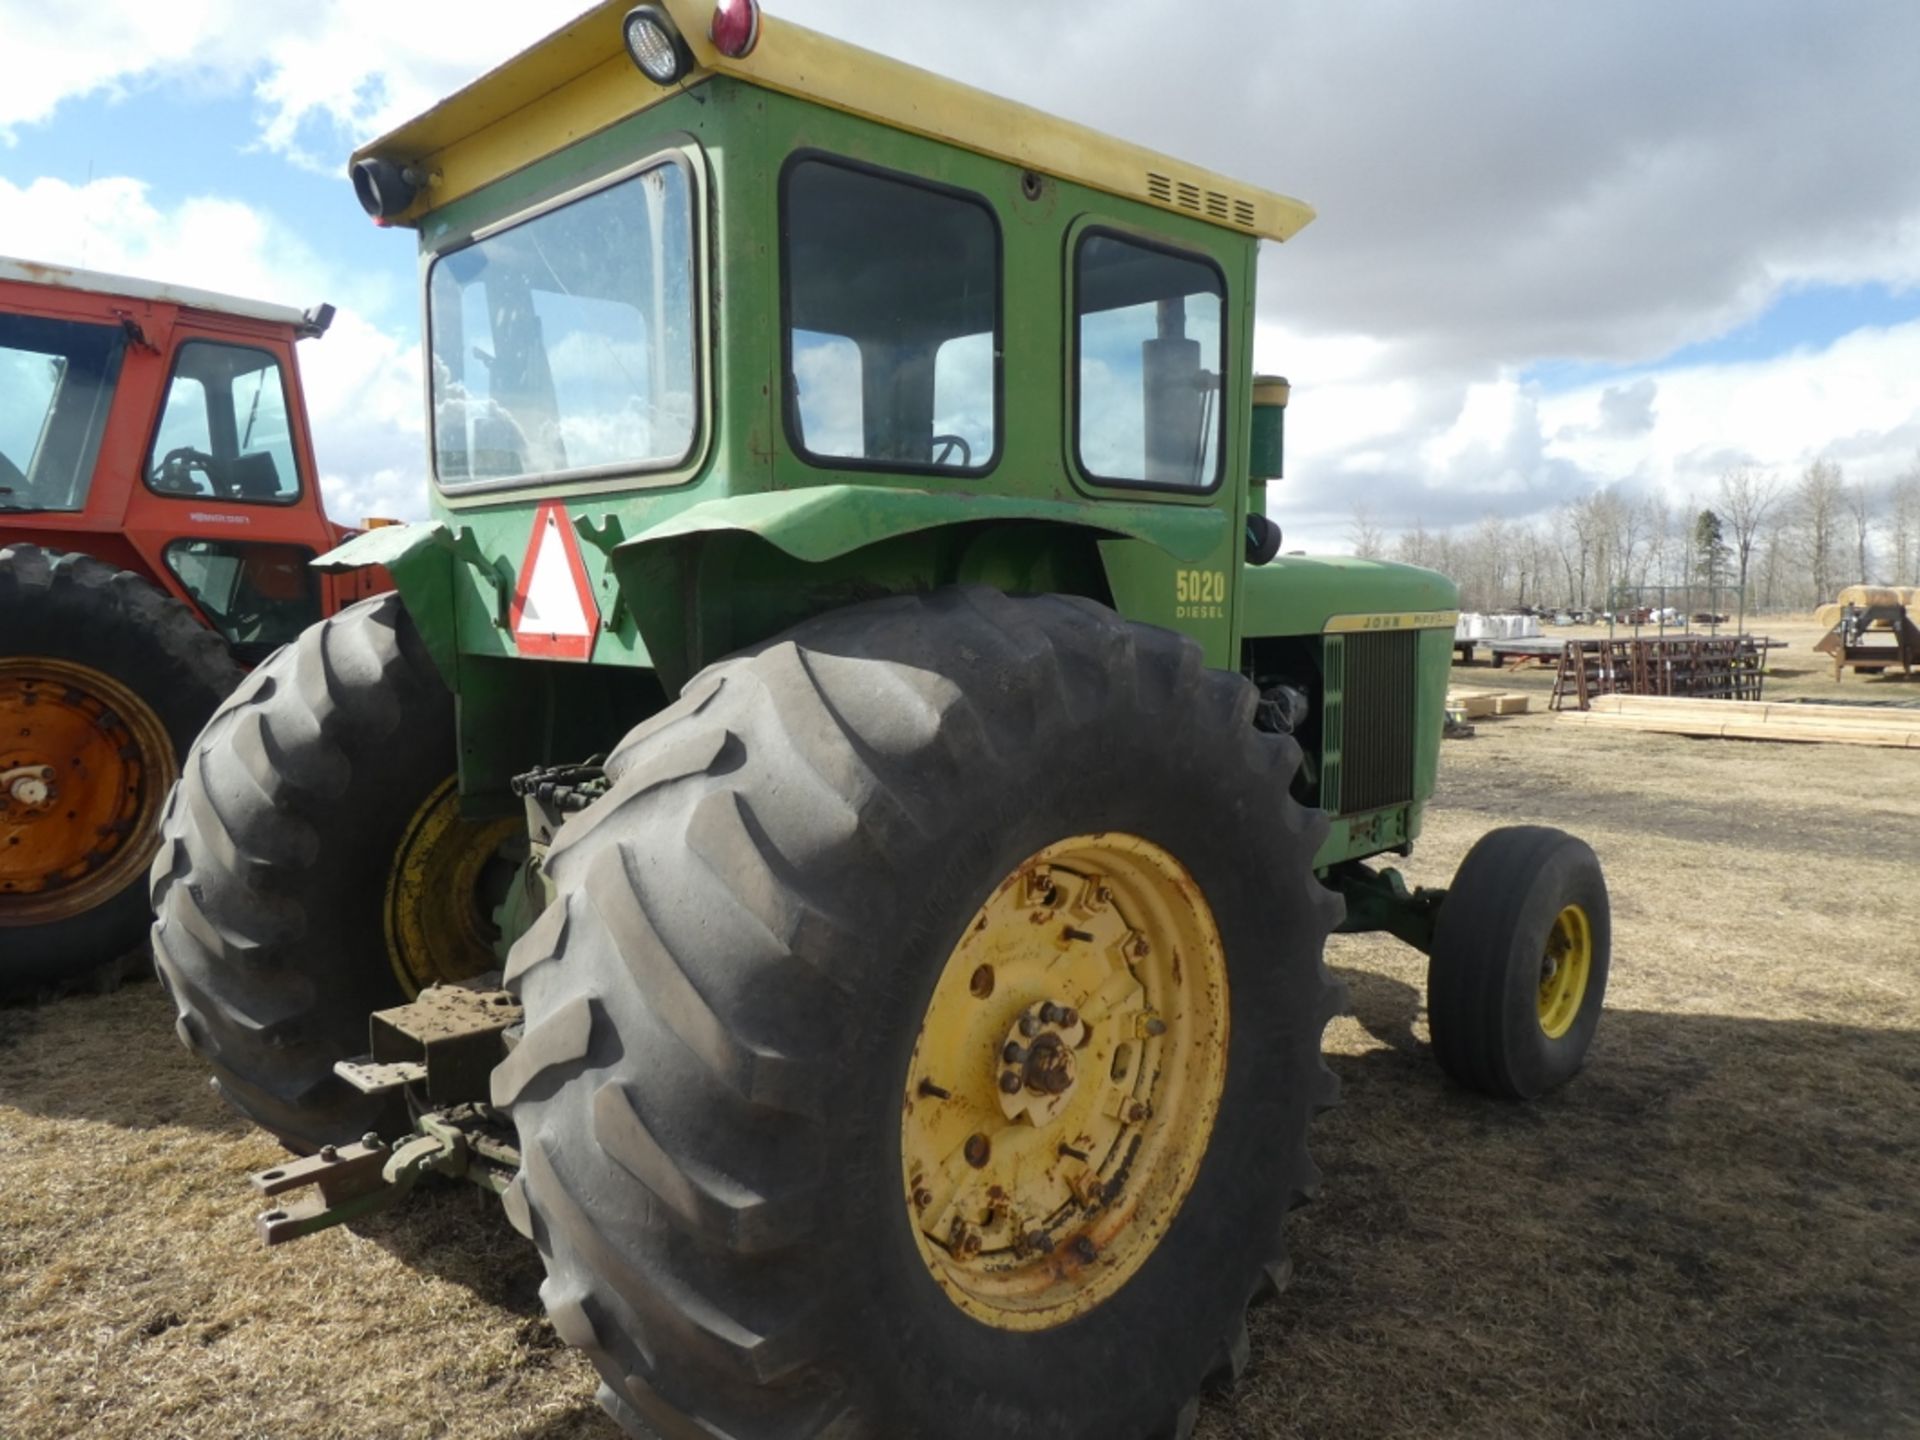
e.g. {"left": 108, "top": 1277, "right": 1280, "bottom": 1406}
{"left": 3, "top": 623, "right": 1916, "bottom": 1440}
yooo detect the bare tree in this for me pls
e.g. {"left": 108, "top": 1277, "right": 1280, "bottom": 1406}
{"left": 1347, "top": 502, "right": 1386, "bottom": 560}
{"left": 1891, "top": 452, "right": 1920, "bottom": 585}
{"left": 1794, "top": 459, "right": 1845, "bottom": 604}
{"left": 1844, "top": 475, "right": 1875, "bottom": 586}
{"left": 1717, "top": 466, "right": 1782, "bottom": 632}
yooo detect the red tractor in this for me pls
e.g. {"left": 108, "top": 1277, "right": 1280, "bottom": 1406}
{"left": 0, "top": 257, "right": 389, "bottom": 994}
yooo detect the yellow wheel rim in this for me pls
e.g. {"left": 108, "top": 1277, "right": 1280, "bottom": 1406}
{"left": 0, "top": 658, "right": 174, "bottom": 926}
{"left": 900, "top": 833, "right": 1229, "bottom": 1332}
{"left": 383, "top": 777, "right": 521, "bottom": 995}
{"left": 1537, "top": 903, "right": 1593, "bottom": 1039}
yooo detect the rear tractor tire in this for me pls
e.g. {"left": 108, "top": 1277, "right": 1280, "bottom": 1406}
{"left": 498, "top": 588, "right": 1346, "bottom": 1440}
{"left": 0, "top": 543, "right": 242, "bottom": 995}
{"left": 1427, "top": 825, "right": 1611, "bottom": 1099}
{"left": 150, "top": 592, "right": 517, "bottom": 1150}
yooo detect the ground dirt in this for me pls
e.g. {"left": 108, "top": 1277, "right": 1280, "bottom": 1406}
{"left": 2, "top": 622, "right": 1916, "bottom": 1440}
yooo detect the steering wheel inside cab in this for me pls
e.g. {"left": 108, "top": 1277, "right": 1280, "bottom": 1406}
{"left": 931, "top": 433, "right": 972, "bottom": 468}
{"left": 151, "top": 446, "right": 221, "bottom": 496}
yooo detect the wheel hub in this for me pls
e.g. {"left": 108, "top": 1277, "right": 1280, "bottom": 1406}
{"left": 901, "top": 833, "right": 1229, "bottom": 1332}
{"left": 3, "top": 764, "right": 55, "bottom": 809}
{"left": 996, "top": 1001, "right": 1087, "bottom": 1125}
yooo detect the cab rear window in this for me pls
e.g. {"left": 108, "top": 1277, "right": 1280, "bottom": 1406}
{"left": 428, "top": 158, "right": 698, "bottom": 489}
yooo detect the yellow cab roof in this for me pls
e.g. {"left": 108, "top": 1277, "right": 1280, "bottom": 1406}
{"left": 354, "top": 0, "right": 1315, "bottom": 242}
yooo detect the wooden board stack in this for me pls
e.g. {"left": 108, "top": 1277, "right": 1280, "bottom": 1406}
{"left": 1558, "top": 695, "right": 1920, "bottom": 749}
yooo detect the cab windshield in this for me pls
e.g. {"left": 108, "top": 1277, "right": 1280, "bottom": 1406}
{"left": 428, "top": 158, "right": 697, "bottom": 488}
{"left": 0, "top": 314, "right": 126, "bottom": 512}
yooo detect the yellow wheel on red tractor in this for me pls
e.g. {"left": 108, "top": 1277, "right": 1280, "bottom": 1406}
{"left": 152, "top": 593, "right": 515, "bottom": 1150}
{"left": 0, "top": 544, "right": 241, "bottom": 994}
{"left": 497, "top": 589, "right": 1345, "bottom": 1440}
{"left": 1426, "top": 825, "right": 1611, "bottom": 1099}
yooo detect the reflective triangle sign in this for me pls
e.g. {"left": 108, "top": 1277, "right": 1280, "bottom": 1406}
{"left": 509, "top": 502, "right": 600, "bottom": 661}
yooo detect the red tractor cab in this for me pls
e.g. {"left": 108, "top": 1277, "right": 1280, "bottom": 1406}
{"left": 1, "top": 257, "right": 389, "bottom": 992}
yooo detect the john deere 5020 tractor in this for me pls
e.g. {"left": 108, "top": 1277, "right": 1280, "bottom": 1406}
{"left": 153, "top": 4, "right": 1611, "bottom": 1435}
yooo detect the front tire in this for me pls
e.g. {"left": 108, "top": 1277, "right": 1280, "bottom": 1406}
{"left": 1426, "top": 825, "right": 1611, "bottom": 1099}
{"left": 499, "top": 588, "right": 1345, "bottom": 1440}
{"left": 150, "top": 593, "right": 502, "bottom": 1150}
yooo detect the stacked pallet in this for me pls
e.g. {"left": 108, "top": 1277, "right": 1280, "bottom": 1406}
{"left": 1558, "top": 695, "right": 1920, "bottom": 749}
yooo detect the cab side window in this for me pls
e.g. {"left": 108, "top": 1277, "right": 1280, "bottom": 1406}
{"left": 782, "top": 155, "right": 1000, "bottom": 474}
{"left": 146, "top": 341, "right": 303, "bottom": 504}
{"left": 1074, "top": 231, "right": 1226, "bottom": 491}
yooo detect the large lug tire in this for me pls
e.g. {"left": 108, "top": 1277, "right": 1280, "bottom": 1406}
{"left": 0, "top": 543, "right": 241, "bottom": 995}
{"left": 150, "top": 592, "right": 490, "bottom": 1150}
{"left": 499, "top": 587, "right": 1346, "bottom": 1440}
{"left": 1426, "top": 825, "right": 1611, "bottom": 1099}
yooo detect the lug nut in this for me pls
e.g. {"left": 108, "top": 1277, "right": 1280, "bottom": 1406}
{"left": 999, "top": 1070, "right": 1022, "bottom": 1095}
{"left": 964, "top": 1134, "right": 991, "bottom": 1168}
{"left": 1026, "top": 1230, "right": 1055, "bottom": 1255}
{"left": 1002, "top": 1042, "right": 1028, "bottom": 1065}
{"left": 1019, "top": 1014, "right": 1040, "bottom": 1038}
{"left": 1072, "top": 1236, "right": 1098, "bottom": 1263}
{"left": 912, "top": 1186, "right": 933, "bottom": 1210}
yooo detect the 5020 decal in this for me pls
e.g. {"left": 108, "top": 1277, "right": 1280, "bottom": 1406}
{"left": 1174, "top": 568, "right": 1227, "bottom": 619}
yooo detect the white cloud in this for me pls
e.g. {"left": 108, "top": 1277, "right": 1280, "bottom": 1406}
{"left": 0, "top": 175, "right": 427, "bottom": 521}
{"left": 7, "top": 0, "right": 1920, "bottom": 550}
{"left": 0, "top": 2, "right": 577, "bottom": 165}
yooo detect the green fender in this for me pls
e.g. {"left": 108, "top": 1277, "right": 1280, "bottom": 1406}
{"left": 601, "top": 485, "right": 1231, "bottom": 689}
{"left": 313, "top": 522, "right": 473, "bottom": 687}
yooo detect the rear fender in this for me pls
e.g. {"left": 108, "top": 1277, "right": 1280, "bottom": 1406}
{"left": 604, "top": 485, "right": 1225, "bottom": 691}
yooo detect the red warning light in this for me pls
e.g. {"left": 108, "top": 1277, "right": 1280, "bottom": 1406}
{"left": 710, "top": 0, "right": 760, "bottom": 57}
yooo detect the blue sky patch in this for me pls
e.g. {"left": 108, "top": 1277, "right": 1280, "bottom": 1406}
{"left": 1523, "top": 281, "right": 1920, "bottom": 394}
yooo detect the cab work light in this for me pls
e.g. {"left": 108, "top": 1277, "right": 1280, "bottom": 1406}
{"left": 623, "top": 5, "right": 694, "bottom": 85}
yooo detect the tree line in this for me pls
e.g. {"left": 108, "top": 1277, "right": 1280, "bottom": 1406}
{"left": 1348, "top": 453, "right": 1920, "bottom": 618}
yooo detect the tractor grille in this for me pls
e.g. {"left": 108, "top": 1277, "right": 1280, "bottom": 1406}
{"left": 1332, "top": 631, "right": 1417, "bottom": 814}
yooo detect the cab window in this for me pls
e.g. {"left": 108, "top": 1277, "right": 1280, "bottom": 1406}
{"left": 0, "top": 314, "right": 126, "bottom": 513}
{"left": 163, "top": 539, "right": 321, "bottom": 661}
{"left": 146, "top": 342, "right": 303, "bottom": 504}
{"left": 782, "top": 155, "right": 1000, "bottom": 473}
{"left": 1074, "top": 231, "right": 1226, "bottom": 491}
{"left": 428, "top": 158, "right": 698, "bottom": 488}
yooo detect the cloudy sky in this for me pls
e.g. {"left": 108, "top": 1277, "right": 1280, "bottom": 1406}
{"left": 3, "top": 0, "right": 1918, "bottom": 547}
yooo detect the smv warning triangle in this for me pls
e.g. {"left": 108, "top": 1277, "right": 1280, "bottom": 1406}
{"left": 509, "top": 501, "right": 601, "bottom": 661}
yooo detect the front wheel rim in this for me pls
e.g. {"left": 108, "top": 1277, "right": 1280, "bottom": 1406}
{"left": 900, "top": 832, "right": 1230, "bottom": 1332}
{"left": 1537, "top": 902, "right": 1593, "bottom": 1039}
{"left": 0, "top": 658, "right": 173, "bottom": 926}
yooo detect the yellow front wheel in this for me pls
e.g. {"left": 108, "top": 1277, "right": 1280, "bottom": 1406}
{"left": 1427, "top": 825, "right": 1612, "bottom": 1099}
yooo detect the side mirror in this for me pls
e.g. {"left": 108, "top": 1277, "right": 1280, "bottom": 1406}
{"left": 1245, "top": 513, "right": 1283, "bottom": 566}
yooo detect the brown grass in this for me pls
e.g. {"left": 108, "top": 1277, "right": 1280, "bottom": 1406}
{"left": 4, "top": 635, "right": 1917, "bottom": 1439}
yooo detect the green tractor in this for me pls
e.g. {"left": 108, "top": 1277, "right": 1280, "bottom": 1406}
{"left": 152, "top": 3, "right": 1611, "bottom": 1435}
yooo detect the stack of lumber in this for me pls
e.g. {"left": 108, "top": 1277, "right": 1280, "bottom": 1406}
{"left": 1559, "top": 695, "right": 1920, "bottom": 749}
{"left": 1448, "top": 690, "right": 1532, "bottom": 719}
